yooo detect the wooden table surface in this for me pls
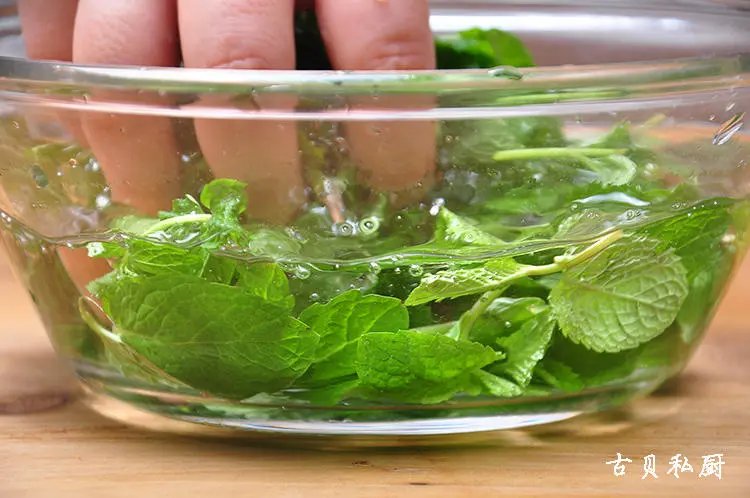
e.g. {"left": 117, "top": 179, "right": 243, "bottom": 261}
{"left": 0, "top": 249, "right": 748, "bottom": 498}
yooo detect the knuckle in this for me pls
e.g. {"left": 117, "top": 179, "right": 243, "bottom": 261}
{"left": 362, "top": 31, "right": 433, "bottom": 70}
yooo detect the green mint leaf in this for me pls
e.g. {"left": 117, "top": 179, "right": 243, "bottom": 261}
{"left": 469, "top": 296, "right": 548, "bottom": 347}
{"left": 87, "top": 241, "right": 125, "bottom": 259}
{"left": 533, "top": 359, "right": 585, "bottom": 393}
{"left": 159, "top": 195, "right": 204, "bottom": 219}
{"left": 299, "top": 290, "right": 409, "bottom": 384}
{"left": 199, "top": 178, "right": 248, "bottom": 217}
{"left": 405, "top": 258, "right": 529, "bottom": 306}
{"left": 582, "top": 155, "right": 637, "bottom": 186}
{"left": 489, "top": 308, "right": 556, "bottom": 387}
{"left": 549, "top": 237, "right": 689, "bottom": 353}
{"left": 125, "top": 241, "right": 208, "bottom": 277}
{"left": 434, "top": 208, "right": 505, "bottom": 247}
{"left": 436, "top": 28, "right": 535, "bottom": 69}
{"left": 200, "top": 255, "right": 238, "bottom": 284}
{"left": 356, "top": 332, "right": 502, "bottom": 404}
{"left": 236, "top": 262, "right": 295, "bottom": 311}
{"left": 86, "top": 270, "right": 118, "bottom": 300}
{"left": 474, "top": 370, "right": 523, "bottom": 397}
{"left": 110, "top": 215, "right": 159, "bottom": 236}
{"left": 640, "top": 199, "right": 734, "bottom": 342}
{"left": 440, "top": 117, "right": 566, "bottom": 172}
{"left": 545, "top": 333, "right": 642, "bottom": 388}
{"left": 103, "top": 274, "right": 318, "bottom": 400}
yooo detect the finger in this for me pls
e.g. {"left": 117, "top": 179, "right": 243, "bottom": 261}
{"left": 17, "top": 0, "right": 89, "bottom": 147}
{"left": 316, "top": 0, "right": 437, "bottom": 199}
{"left": 18, "top": 0, "right": 77, "bottom": 61}
{"left": 178, "top": 0, "right": 305, "bottom": 224}
{"left": 73, "top": 0, "right": 182, "bottom": 215}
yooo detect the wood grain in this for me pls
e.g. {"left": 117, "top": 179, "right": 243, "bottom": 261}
{"left": 0, "top": 250, "right": 749, "bottom": 498}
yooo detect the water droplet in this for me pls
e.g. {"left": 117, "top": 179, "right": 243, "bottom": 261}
{"left": 310, "top": 293, "right": 320, "bottom": 302}
{"left": 463, "top": 233, "right": 475, "bottom": 243}
{"left": 394, "top": 267, "right": 402, "bottom": 274}
{"left": 293, "top": 265, "right": 312, "bottom": 280}
{"left": 369, "top": 262, "right": 382, "bottom": 274}
{"left": 504, "top": 321, "right": 512, "bottom": 328}
{"left": 488, "top": 66, "right": 523, "bottom": 80}
{"left": 713, "top": 112, "right": 745, "bottom": 146}
{"left": 408, "top": 265, "right": 423, "bottom": 277}
{"left": 570, "top": 203, "right": 581, "bottom": 212}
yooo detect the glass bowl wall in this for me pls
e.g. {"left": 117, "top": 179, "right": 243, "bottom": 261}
{"left": 0, "top": 0, "right": 748, "bottom": 437}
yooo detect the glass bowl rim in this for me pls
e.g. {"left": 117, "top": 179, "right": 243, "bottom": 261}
{"left": 0, "top": 54, "right": 747, "bottom": 121}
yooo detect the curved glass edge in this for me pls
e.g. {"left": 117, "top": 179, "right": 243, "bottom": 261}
{"left": 0, "top": 55, "right": 746, "bottom": 120}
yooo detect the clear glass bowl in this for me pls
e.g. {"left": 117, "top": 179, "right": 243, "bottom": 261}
{"left": 0, "top": 0, "right": 749, "bottom": 439}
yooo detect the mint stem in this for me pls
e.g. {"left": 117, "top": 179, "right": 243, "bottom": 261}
{"left": 142, "top": 214, "right": 212, "bottom": 236}
{"left": 78, "top": 297, "right": 121, "bottom": 344}
{"left": 492, "top": 147, "right": 626, "bottom": 162}
{"left": 455, "top": 230, "right": 624, "bottom": 341}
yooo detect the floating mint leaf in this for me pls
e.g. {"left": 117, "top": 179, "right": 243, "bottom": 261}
{"left": 549, "top": 237, "right": 689, "bottom": 353}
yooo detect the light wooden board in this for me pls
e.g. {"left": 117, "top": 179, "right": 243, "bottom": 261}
{"left": 0, "top": 250, "right": 749, "bottom": 498}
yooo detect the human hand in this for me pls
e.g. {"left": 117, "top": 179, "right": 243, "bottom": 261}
{"left": 18, "top": 0, "right": 436, "bottom": 221}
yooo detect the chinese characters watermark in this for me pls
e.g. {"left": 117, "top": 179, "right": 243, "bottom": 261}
{"left": 605, "top": 453, "right": 724, "bottom": 480}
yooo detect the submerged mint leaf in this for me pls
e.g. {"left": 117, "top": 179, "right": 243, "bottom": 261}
{"left": 299, "top": 290, "right": 409, "bottom": 384}
{"left": 405, "top": 258, "right": 529, "bottom": 306}
{"left": 474, "top": 370, "right": 523, "bottom": 397}
{"left": 640, "top": 199, "right": 734, "bottom": 342}
{"left": 534, "top": 359, "right": 585, "bottom": 393}
{"left": 102, "top": 274, "right": 318, "bottom": 400}
{"left": 549, "top": 237, "right": 689, "bottom": 353}
{"left": 583, "top": 155, "right": 637, "bottom": 187}
{"left": 236, "top": 262, "right": 294, "bottom": 310}
{"left": 469, "top": 296, "right": 548, "bottom": 347}
{"left": 125, "top": 241, "right": 207, "bottom": 277}
{"left": 490, "top": 308, "right": 556, "bottom": 387}
{"left": 356, "top": 332, "right": 502, "bottom": 404}
{"left": 110, "top": 215, "right": 159, "bottom": 236}
{"left": 434, "top": 208, "right": 505, "bottom": 247}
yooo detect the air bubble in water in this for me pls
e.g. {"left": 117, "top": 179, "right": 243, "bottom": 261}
{"left": 95, "top": 193, "right": 111, "bottom": 209}
{"left": 334, "top": 221, "right": 355, "bottom": 237}
{"left": 293, "top": 265, "right": 312, "bottom": 280}
{"left": 359, "top": 217, "right": 380, "bottom": 234}
{"left": 430, "top": 198, "right": 445, "bottom": 216}
{"left": 408, "top": 265, "right": 424, "bottom": 277}
{"left": 625, "top": 209, "right": 639, "bottom": 220}
{"left": 713, "top": 112, "right": 745, "bottom": 146}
